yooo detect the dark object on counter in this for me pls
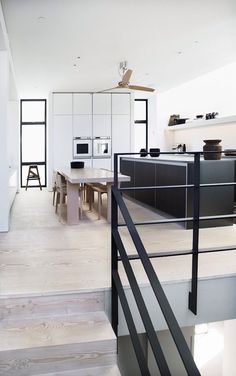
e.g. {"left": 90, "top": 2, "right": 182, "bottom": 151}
{"left": 150, "top": 148, "right": 160, "bottom": 157}
{"left": 70, "top": 161, "right": 84, "bottom": 168}
{"left": 183, "top": 144, "right": 186, "bottom": 152}
{"left": 140, "top": 148, "right": 148, "bottom": 157}
{"left": 203, "top": 139, "right": 222, "bottom": 160}
{"left": 196, "top": 115, "right": 204, "bottom": 119}
{"left": 175, "top": 118, "right": 189, "bottom": 125}
{"left": 205, "top": 112, "right": 219, "bottom": 120}
{"left": 224, "top": 149, "right": 236, "bottom": 156}
{"left": 168, "top": 114, "right": 180, "bottom": 126}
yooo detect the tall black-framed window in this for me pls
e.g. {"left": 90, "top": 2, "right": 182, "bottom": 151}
{"left": 134, "top": 99, "right": 148, "bottom": 151}
{"left": 20, "top": 99, "right": 47, "bottom": 188}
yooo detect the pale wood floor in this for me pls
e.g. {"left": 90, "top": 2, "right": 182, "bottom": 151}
{"left": 0, "top": 189, "right": 236, "bottom": 297}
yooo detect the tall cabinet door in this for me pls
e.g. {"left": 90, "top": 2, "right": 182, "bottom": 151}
{"left": 73, "top": 94, "right": 92, "bottom": 114}
{"left": 112, "top": 94, "right": 130, "bottom": 115}
{"left": 53, "top": 115, "right": 73, "bottom": 168}
{"left": 112, "top": 115, "right": 131, "bottom": 154}
{"left": 53, "top": 93, "right": 72, "bottom": 115}
{"left": 93, "top": 94, "right": 112, "bottom": 138}
{"left": 93, "top": 94, "right": 111, "bottom": 114}
{"left": 73, "top": 94, "right": 92, "bottom": 137}
{"left": 93, "top": 115, "right": 111, "bottom": 137}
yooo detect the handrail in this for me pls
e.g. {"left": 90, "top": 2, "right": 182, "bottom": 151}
{"left": 112, "top": 186, "right": 201, "bottom": 376}
{"left": 111, "top": 151, "right": 235, "bottom": 375}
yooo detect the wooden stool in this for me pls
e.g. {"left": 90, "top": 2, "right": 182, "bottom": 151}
{"left": 25, "top": 165, "right": 42, "bottom": 190}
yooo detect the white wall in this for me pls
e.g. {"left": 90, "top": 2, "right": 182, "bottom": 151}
{"left": 0, "top": 54, "right": 19, "bottom": 232}
{"left": 157, "top": 61, "right": 236, "bottom": 151}
{"left": 7, "top": 101, "right": 19, "bottom": 171}
{"left": 223, "top": 319, "right": 236, "bottom": 376}
{"left": 0, "top": 51, "right": 10, "bottom": 231}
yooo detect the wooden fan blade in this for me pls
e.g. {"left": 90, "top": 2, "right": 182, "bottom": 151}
{"left": 96, "top": 86, "right": 120, "bottom": 93}
{"left": 121, "top": 69, "right": 133, "bottom": 85}
{"left": 128, "top": 85, "right": 155, "bottom": 92}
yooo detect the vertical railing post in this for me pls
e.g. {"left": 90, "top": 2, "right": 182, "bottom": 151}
{"left": 111, "top": 153, "right": 119, "bottom": 335}
{"left": 189, "top": 152, "right": 200, "bottom": 314}
{"left": 114, "top": 153, "right": 118, "bottom": 188}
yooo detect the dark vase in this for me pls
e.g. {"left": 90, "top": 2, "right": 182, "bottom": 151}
{"left": 140, "top": 148, "right": 148, "bottom": 157}
{"left": 203, "top": 139, "right": 222, "bottom": 160}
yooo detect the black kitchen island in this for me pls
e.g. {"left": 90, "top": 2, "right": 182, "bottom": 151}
{"left": 120, "top": 156, "right": 235, "bottom": 228}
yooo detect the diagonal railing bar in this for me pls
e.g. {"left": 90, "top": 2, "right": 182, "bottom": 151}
{"left": 112, "top": 186, "right": 201, "bottom": 376}
{"left": 113, "top": 229, "right": 171, "bottom": 375}
{"left": 112, "top": 270, "right": 151, "bottom": 376}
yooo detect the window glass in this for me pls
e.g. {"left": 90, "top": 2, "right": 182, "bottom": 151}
{"left": 134, "top": 100, "right": 146, "bottom": 121}
{"left": 22, "top": 124, "right": 45, "bottom": 162}
{"left": 22, "top": 101, "right": 45, "bottom": 122}
{"left": 134, "top": 123, "right": 146, "bottom": 152}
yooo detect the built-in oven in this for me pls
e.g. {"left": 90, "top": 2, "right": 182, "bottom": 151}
{"left": 73, "top": 137, "right": 92, "bottom": 159}
{"left": 93, "top": 137, "right": 111, "bottom": 158}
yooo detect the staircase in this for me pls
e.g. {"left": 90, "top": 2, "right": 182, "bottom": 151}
{"left": 0, "top": 291, "right": 120, "bottom": 376}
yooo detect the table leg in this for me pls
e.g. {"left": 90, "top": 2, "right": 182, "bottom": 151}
{"left": 107, "top": 183, "right": 112, "bottom": 223}
{"left": 67, "top": 181, "right": 79, "bottom": 225}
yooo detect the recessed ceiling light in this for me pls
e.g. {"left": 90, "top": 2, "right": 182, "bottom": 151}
{"left": 37, "top": 16, "right": 46, "bottom": 23}
{"left": 177, "top": 51, "right": 182, "bottom": 55}
{"left": 194, "top": 40, "right": 199, "bottom": 44}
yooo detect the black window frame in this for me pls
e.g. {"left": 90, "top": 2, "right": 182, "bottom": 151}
{"left": 20, "top": 99, "right": 47, "bottom": 188}
{"left": 134, "top": 99, "right": 148, "bottom": 151}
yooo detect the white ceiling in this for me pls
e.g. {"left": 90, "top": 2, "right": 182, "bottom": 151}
{"left": 1, "top": 0, "right": 236, "bottom": 97}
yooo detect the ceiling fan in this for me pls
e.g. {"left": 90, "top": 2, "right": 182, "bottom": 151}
{"left": 99, "top": 62, "right": 155, "bottom": 92}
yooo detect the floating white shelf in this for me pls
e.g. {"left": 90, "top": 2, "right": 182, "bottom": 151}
{"left": 166, "top": 115, "right": 236, "bottom": 131}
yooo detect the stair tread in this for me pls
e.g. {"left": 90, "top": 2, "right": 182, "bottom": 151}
{"left": 36, "top": 365, "right": 121, "bottom": 375}
{"left": 0, "top": 311, "right": 115, "bottom": 352}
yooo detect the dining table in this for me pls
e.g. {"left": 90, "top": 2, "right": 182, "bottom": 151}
{"left": 57, "top": 167, "right": 130, "bottom": 225}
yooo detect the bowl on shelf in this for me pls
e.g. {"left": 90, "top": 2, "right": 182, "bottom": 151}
{"left": 175, "top": 118, "right": 189, "bottom": 125}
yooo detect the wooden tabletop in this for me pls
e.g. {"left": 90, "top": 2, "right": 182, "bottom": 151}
{"left": 58, "top": 167, "right": 130, "bottom": 184}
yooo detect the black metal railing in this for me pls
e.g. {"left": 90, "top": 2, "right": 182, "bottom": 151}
{"left": 111, "top": 151, "right": 236, "bottom": 376}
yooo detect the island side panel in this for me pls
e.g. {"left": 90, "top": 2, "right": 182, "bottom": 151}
{"left": 187, "top": 160, "right": 234, "bottom": 228}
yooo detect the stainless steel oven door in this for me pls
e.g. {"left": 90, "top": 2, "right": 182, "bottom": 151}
{"left": 93, "top": 138, "right": 111, "bottom": 158}
{"left": 73, "top": 138, "right": 92, "bottom": 158}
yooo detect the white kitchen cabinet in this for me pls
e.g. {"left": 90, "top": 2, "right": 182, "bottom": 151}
{"left": 53, "top": 93, "right": 72, "bottom": 115}
{"left": 73, "top": 94, "right": 92, "bottom": 114}
{"left": 93, "top": 94, "right": 111, "bottom": 114}
{"left": 92, "top": 158, "right": 111, "bottom": 170}
{"left": 53, "top": 115, "right": 73, "bottom": 168}
{"left": 112, "top": 115, "right": 131, "bottom": 154}
{"left": 93, "top": 115, "right": 111, "bottom": 137}
{"left": 112, "top": 94, "right": 130, "bottom": 114}
{"left": 73, "top": 115, "right": 92, "bottom": 137}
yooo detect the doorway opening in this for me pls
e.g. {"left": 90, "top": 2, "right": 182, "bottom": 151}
{"left": 20, "top": 99, "right": 47, "bottom": 188}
